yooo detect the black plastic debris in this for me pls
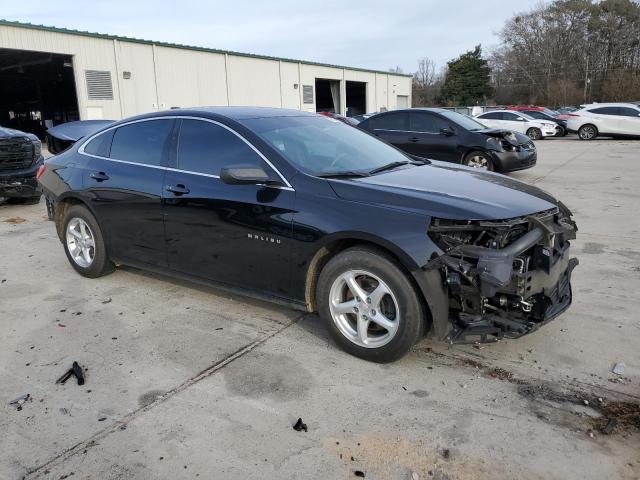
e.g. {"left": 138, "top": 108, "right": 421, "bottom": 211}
{"left": 56, "top": 362, "right": 85, "bottom": 385}
{"left": 602, "top": 418, "right": 617, "bottom": 434}
{"left": 292, "top": 418, "right": 307, "bottom": 432}
{"left": 9, "top": 393, "right": 31, "bottom": 410}
{"left": 354, "top": 470, "right": 365, "bottom": 477}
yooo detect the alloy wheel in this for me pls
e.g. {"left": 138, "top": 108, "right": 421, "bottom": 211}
{"left": 66, "top": 217, "right": 96, "bottom": 268}
{"left": 466, "top": 155, "right": 489, "bottom": 169}
{"left": 328, "top": 269, "right": 400, "bottom": 348}
{"left": 579, "top": 126, "right": 596, "bottom": 140}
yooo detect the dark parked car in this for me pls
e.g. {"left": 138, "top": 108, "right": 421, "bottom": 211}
{"left": 358, "top": 108, "right": 537, "bottom": 172}
{"left": 47, "top": 120, "right": 115, "bottom": 154}
{"left": 0, "top": 126, "right": 43, "bottom": 203}
{"left": 38, "top": 107, "right": 577, "bottom": 362}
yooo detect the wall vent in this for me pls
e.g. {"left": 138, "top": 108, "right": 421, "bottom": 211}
{"left": 302, "top": 85, "right": 314, "bottom": 104}
{"left": 85, "top": 70, "right": 114, "bottom": 100}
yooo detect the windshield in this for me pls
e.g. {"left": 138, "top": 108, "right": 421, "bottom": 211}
{"left": 518, "top": 112, "right": 536, "bottom": 120}
{"left": 542, "top": 108, "right": 559, "bottom": 116}
{"left": 241, "top": 116, "right": 411, "bottom": 176}
{"left": 438, "top": 111, "right": 487, "bottom": 131}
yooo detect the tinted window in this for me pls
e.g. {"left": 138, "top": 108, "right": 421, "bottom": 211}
{"left": 523, "top": 111, "right": 545, "bottom": 119}
{"left": 110, "top": 120, "right": 173, "bottom": 166}
{"left": 177, "top": 119, "right": 264, "bottom": 175}
{"left": 478, "top": 112, "right": 502, "bottom": 120}
{"left": 368, "top": 112, "right": 410, "bottom": 130}
{"left": 84, "top": 129, "right": 114, "bottom": 157}
{"left": 410, "top": 113, "right": 448, "bottom": 133}
{"left": 439, "top": 111, "right": 487, "bottom": 131}
{"left": 618, "top": 107, "right": 640, "bottom": 117}
{"left": 589, "top": 107, "right": 618, "bottom": 115}
{"left": 502, "top": 112, "right": 522, "bottom": 121}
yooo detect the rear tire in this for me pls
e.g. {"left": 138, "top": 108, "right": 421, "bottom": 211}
{"left": 463, "top": 150, "right": 494, "bottom": 171}
{"left": 62, "top": 204, "right": 114, "bottom": 278}
{"left": 317, "top": 246, "right": 425, "bottom": 363}
{"left": 578, "top": 124, "right": 598, "bottom": 140}
{"left": 526, "top": 128, "right": 542, "bottom": 140}
{"left": 555, "top": 125, "right": 566, "bottom": 137}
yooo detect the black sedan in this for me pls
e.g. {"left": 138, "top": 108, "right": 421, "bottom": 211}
{"left": 358, "top": 108, "right": 537, "bottom": 172}
{"left": 38, "top": 107, "right": 577, "bottom": 362}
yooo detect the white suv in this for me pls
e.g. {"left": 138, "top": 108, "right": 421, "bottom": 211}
{"left": 474, "top": 110, "right": 558, "bottom": 140}
{"left": 567, "top": 103, "right": 640, "bottom": 140}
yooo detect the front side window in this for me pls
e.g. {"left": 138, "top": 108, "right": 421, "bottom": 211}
{"left": 502, "top": 112, "right": 522, "bottom": 121}
{"left": 439, "top": 111, "right": 487, "bottom": 131}
{"left": 367, "top": 112, "right": 410, "bottom": 131}
{"left": 177, "top": 119, "right": 264, "bottom": 175}
{"left": 110, "top": 119, "right": 174, "bottom": 166}
{"left": 410, "top": 113, "right": 438, "bottom": 133}
{"left": 589, "top": 107, "right": 618, "bottom": 115}
{"left": 242, "top": 116, "right": 410, "bottom": 176}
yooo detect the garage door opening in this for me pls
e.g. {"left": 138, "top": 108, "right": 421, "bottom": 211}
{"left": 315, "top": 79, "right": 340, "bottom": 114}
{"left": 346, "top": 81, "right": 366, "bottom": 117}
{"left": 0, "top": 48, "right": 79, "bottom": 139}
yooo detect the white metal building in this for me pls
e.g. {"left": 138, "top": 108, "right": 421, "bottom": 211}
{"left": 0, "top": 20, "right": 412, "bottom": 136}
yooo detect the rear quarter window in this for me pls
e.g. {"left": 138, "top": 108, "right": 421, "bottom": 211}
{"left": 83, "top": 130, "right": 114, "bottom": 157}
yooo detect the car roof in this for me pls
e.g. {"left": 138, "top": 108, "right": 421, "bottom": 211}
{"left": 114, "top": 106, "right": 317, "bottom": 123}
{"left": 477, "top": 109, "right": 523, "bottom": 115}
{"left": 581, "top": 102, "right": 639, "bottom": 109}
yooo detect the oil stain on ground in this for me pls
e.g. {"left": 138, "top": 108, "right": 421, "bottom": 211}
{"left": 223, "top": 352, "right": 312, "bottom": 400}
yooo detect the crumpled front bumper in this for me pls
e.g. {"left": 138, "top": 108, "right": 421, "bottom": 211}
{"left": 0, "top": 157, "right": 43, "bottom": 198}
{"left": 421, "top": 206, "right": 578, "bottom": 343}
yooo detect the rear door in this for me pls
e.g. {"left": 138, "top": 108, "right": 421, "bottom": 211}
{"left": 162, "top": 118, "right": 295, "bottom": 297}
{"left": 616, "top": 107, "right": 640, "bottom": 135}
{"left": 406, "top": 111, "right": 458, "bottom": 161}
{"left": 363, "top": 112, "right": 411, "bottom": 151}
{"left": 475, "top": 112, "right": 503, "bottom": 129}
{"left": 84, "top": 118, "right": 175, "bottom": 267}
{"left": 587, "top": 107, "right": 620, "bottom": 133}
{"left": 501, "top": 112, "right": 529, "bottom": 133}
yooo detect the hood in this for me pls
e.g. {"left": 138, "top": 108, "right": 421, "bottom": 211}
{"left": 0, "top": 127, "right": 38, "bottom": 141}
{"left": 475, "top": 128, "right": 531, "bottom": 146}
{"left": 328, "top": 161, "right": 557, "bottom": 221}
{"left": 47, "top": 120, "right": 115, "bottom": 142}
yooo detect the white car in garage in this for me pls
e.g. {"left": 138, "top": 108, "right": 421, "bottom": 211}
{"left": 566, "top": 103, "right": 640, "bottom": 140}
{"left": 474, "top": 110, "right": 558, "bottom": 140}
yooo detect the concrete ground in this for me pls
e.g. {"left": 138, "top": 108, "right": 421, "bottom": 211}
{"left": 1, "top": 138, "right": 638, "bottom": 480}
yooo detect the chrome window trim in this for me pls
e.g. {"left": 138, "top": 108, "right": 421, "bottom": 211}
{"left": 78, "top": 115, "right": 294, "bottom": 191}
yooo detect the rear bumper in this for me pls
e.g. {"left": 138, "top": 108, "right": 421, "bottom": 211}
{"left": 0, "top": 156, "right": 43, "bottom": 198}
{"left": 491, "top": 149, "right": 537, "bottom": 172}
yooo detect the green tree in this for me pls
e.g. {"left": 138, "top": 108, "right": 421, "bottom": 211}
{"left": 441, "top": 45, "right": 492, "bottom": 106}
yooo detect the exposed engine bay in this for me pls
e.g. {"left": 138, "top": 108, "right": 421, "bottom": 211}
{"left": 426, "top": 204, "right": 578, "bottom": 343}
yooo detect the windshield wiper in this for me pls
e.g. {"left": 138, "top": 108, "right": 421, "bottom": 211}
{"left": 368, "top": 160, "right": 410, "bottom": 175}
{"left": 316, "top": 171, "right": 370, "bottom": 178}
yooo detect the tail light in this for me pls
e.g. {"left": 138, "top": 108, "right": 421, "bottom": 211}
{"left": 36, "top": 164, "right": 46, "bottom": 181}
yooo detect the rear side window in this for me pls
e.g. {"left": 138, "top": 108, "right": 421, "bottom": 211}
{"left": 177, "top": 119, "right": 264, "bottom": 175}
{"left": 368, "top": 112, "right": 410, "bottom": 131}
{"left": 524, "top": 111, "right": 544, "bottom": 119}
{"left": 502, "top": 112, "right": 521, "bottom": 121}
{"left": 589, "top": 107, "right": 618, "bottom": 115}
{"left": 84, "top": 130, "right": 114, "bottom": 157}
{"left": 110, "top": 119, "right": 174, "bottom": 166}
{"left": 479, "top": 112, "right": 502, "bottom": 120}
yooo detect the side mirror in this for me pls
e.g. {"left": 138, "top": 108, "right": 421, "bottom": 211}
{"left": 440, "top": 127, "right": 455, "bottom": 136}
{"left": 220, "top": 165, "right": 280, "bottom": 186}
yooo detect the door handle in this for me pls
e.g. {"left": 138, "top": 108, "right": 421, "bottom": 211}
{"left": 165, "top": 184, "right": 190, "bottom": 195}
{"left": 409, "top": 137, "right": 420, "bottom": 142}
{"left": 89, "top": 172, "right": 109, "bottom": 182}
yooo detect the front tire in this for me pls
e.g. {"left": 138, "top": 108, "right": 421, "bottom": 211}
{"left": 463, "top": 150, "right": 494, "bottom": 171}
{"left": 62, "top": 204, "right": 114, "bottom": 278}
{"left": 317, "top": 247, "right": 425, "bottom": 363}
{"left": 526, "top": 127, "right": 542, "bottom": 140}
{"left": 578, "top": 124, "right": 598, "bottom": 140}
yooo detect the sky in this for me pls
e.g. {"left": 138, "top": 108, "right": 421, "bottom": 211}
{"left": 1, "top": 0, "right": 544, "bottom": 74}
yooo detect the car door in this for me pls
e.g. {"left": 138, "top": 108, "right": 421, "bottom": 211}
{"left": 501, "top": 112, "right": 529, "bottom": 134}
{"left": 587, "top": 107, "right": 619, "bottom": 133}
{"left": 406, "top": 112, "right": 459, "bottom": 161}
{"left": 162, "top": 118, "right": 295, "bottom": 297}
{"left": 84, "top": 118, "right": 175, "bottom": 267}
{"left": 616, "top": 107, "right": 640, "bottom": 135}
{"left": 363, "top": 112, "right": 411, "bottom": 151}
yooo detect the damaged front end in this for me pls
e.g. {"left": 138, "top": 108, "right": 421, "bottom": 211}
{"left": 425, "top": 204, "right": 578, "bottom": 343}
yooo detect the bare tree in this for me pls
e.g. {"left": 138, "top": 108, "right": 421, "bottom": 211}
{"left": 412, "top": 57, "right": 444, "bottom": 106}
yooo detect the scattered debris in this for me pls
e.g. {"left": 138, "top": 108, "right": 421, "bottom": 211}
{"left": 612, "top": 363, "right": 625, "bottom": 375}
{"left": 56, "top": 361, "right": 85, "bottom": 385}
{"left": 9, "top": 393, "right": 31, "bottom": 410}
{"left": 101, "top": 298, "right": 112, "bottom": 304}
{"left": 293, "top": 418, "right": 308, "bottom": 432}
{"left": 58, "top": 323, "right": 66, "bottom": 328}
{"left": 98, "top": 417, "right": 107, "bottom": 422}
{"left": 602, "top": 418, "right": 618, "bottom": 435}
{"left": 354, "top": 471, "right": 365, "bottom": 478}
{"left": 411, "top": 472, "right": 420, "bottom": 480}
{"left": 441, "top": 448, "right": 451, "bottom": 460}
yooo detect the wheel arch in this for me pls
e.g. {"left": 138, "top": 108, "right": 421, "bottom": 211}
{"left": 53, "top": 194, "right": 95, "bottom": 242}
{"left": 304, "top": 233, "right": 435, "bottom": 333}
